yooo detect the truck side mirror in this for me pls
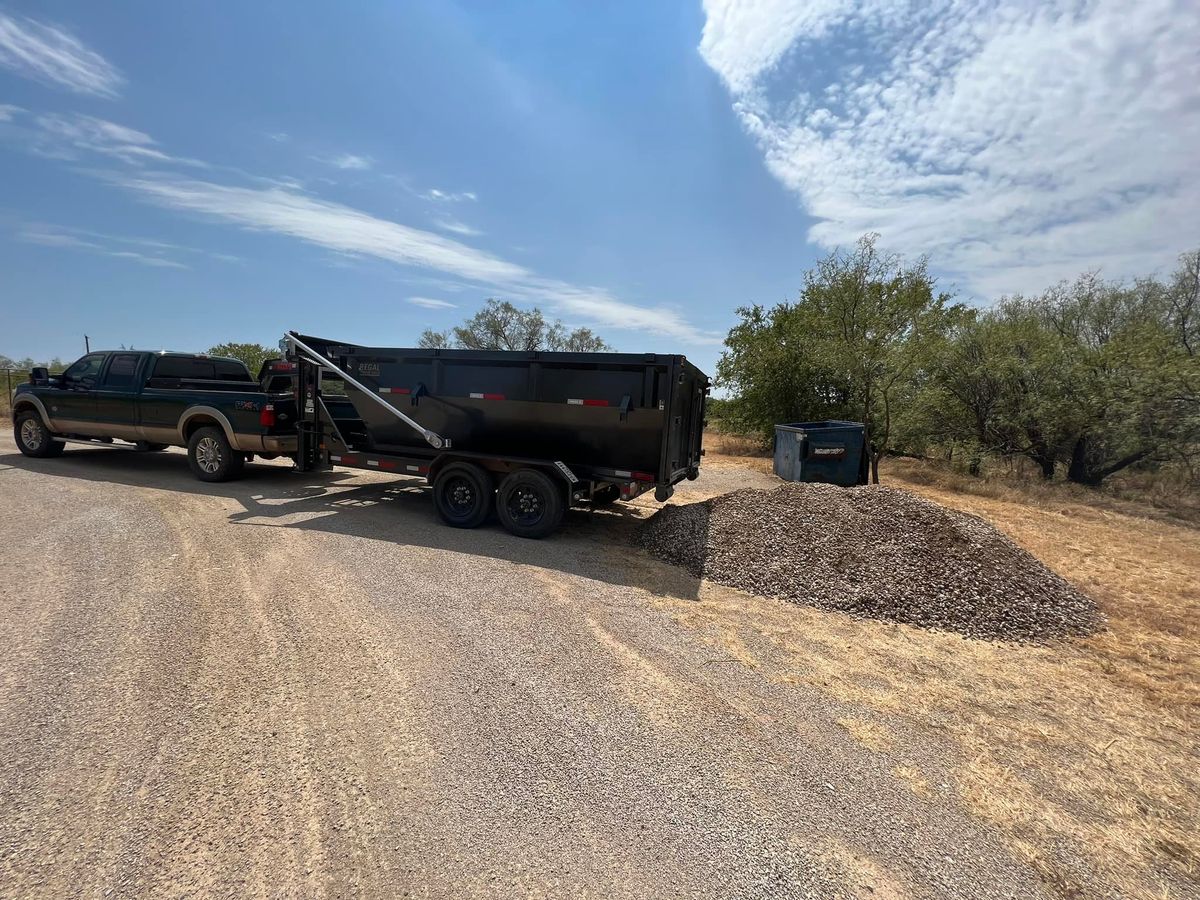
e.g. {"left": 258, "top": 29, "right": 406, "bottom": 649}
{"left": 30, "top": 367, "right": 49, "bottom": 384}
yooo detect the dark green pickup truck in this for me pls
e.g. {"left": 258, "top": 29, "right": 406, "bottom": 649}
{"left": 10, "top": 350, "right": 297, "bottom": 481}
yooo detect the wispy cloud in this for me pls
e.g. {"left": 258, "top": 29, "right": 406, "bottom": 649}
{"left": 424, "top": 188, "right": 477, "bottom": 203}
{"left": 700, "top": 0, "right": 1200, "bottom": 297}
{"left": 105, "top": 171, "right": 716, "bottom": 343}
{"left": 0, "top": 12, "right": 123, "bottom": 98}
{"left": 266, "top": 131, "right": 290, "bottom": 143}
{"left": 23, "top": 111, "right": 208, "bottom": 168}
{"left": 16, "top": 224, "right": 189, "bottom": 269}
{"left": 0, "top": 103, "right": 22, "bottom": 121}
{"left": 3, "top": 104, "right": 714, "bottom": 345}
{"left": 407, "top": 296, "right": 457, "bottom": 309}
{"left": 317, "top": 152, "right": 372, "bottom": 171}
{"left": 433, "top": 217, "right": 482, "bottom": 237}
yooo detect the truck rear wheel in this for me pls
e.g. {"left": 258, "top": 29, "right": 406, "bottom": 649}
{"left": 187, "top": 426, "right": 244, "bottom": 482}
{"left": 15, "top": 410, "right": 65, "bottom": 458}
{"left": 496, "top": 468, "right": 564, "bottom": 539}
{"left": 433, "top": 462, "right": 493, "bottom": 528}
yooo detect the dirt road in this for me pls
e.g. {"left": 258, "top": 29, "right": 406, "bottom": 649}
{"left": 0, "top": 434, "right": 1051, "bottom": 899}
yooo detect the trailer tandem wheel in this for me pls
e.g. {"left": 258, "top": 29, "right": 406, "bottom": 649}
{"left": 496, "top": 468, "right": 565, "bottom": 539}
{"left": 433, "top": 462, "right": 494, "bottom": 529}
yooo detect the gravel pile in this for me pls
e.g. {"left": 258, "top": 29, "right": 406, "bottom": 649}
{"left": 639, "top": 482, "right": 1101, "bottom": 641}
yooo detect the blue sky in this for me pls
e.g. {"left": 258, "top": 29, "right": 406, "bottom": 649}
{"left": 2, "top": 1, "right": 1196, "bottom": 375}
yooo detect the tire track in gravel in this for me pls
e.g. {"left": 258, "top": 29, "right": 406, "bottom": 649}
{"left": 1, "top": 440, "right": 1058, "bottom": 899}
{"left": 126, "top": 489, "right": 443, "bottom": 898}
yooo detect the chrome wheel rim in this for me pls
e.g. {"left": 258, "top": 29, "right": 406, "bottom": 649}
{"left": 20, "top": 418, "right": 43, "bottom": 450}
{"left": 195, "top": 436, "right": 223, "bottom": 473}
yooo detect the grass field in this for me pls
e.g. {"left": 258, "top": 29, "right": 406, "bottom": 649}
{"left": 693, "top": 433, "right": 1199, "bottom": 898}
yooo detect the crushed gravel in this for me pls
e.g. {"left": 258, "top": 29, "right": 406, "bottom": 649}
{"left": 638, "top": 482, "right": 1102, "bottom": 642}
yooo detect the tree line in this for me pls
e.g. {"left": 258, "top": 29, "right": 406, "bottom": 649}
{"left": 716, "top": 235, "right": 1200, "bottom": 486}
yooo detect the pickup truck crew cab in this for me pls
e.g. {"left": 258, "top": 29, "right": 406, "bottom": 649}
{"left": 11, "top": 350, "right": 297, "bottom": 481}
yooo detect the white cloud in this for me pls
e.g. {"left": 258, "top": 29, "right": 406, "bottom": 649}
{"left": 106, "top": 171, "right": 717, "bottom": 343}
{"left": 425, "top": 188, "right": 477, "bottom": 202}
{"left": 266, "top": 131, "right": 290, "bottom": 143}
{"left": 0, "top": 103, "right": 22, "bottom": 121}
{"left": 433, "top": 217, "right": 483, "bottom": 237}
{"left": 0, "top": 12, "right": 123, "bottom": 98}
{"left": 700, "top": 0, "right": 1200, "bottom": 297}
{"left": 1, "top": 104, "right": 714, "bottom": 346}
{"left": 319, "top": 152, "right": 372, "bottom": 170}
{"left": 27, "top": 112, "right": 208, "bottom": 168}
{"left": 407, "top": 296, "right": 457, "bottom": 309}
{"left": 16, "top": 224, "right": 189, "bottom": 269}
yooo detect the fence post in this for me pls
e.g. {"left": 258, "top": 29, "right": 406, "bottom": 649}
{"left": 5, "top": 369, "right": 11, "bottom": 410}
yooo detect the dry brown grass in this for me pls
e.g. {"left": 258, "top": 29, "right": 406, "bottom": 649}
{"left": 671, "top": 437, "right": 1200, "bottom": 898}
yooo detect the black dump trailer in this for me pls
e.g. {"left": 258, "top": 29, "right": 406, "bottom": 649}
{"left": 287, "top": 332, "right": 709, "bottom": 538}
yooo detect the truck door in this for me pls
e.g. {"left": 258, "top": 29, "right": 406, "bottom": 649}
{"left": 45, "top": 352, "right": 106, "bottom": 433}
{"left": 93, "top": 352, "right": 144, "bottom": 440}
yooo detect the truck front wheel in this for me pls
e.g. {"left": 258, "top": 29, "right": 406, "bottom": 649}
{"left": 14, "top": 410, "right": 65, "bottom": 458}
{"left": 187, "top": 426, "right": 244, "bottom": 482}
{"left": 433, "top": 462, "right": 493, "bottom": 528}
{"left": 496, "top": 468, "right": 564, "bottom": 539}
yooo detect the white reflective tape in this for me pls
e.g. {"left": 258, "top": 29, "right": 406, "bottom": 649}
{"left": 614, "top": 469, "right": 632, "bottom": 477}
{"left": 330, "top": 455, "right": 342, "bottom": 462}
{"left": 406, "top": 465, "right": 420, "bottom": 472}
{"left": 367, "top": 460, "right": 380, "bottom": 467}
{"left": 469, "top": 392, "right": 484, "bottom": 399}
{"left": 567, "top": 398, "right": 583, "bottom": 405}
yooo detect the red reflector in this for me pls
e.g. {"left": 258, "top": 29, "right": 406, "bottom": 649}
{"left": 582, "top": 399, "right": 609, "bottom": 407}
{"left": 340, "top": 455, "right": 358, "bottom": 465}
{"left": 259, "top": 403, "right": 276, "bottom": 427}
{"left": 379, "top": 460, "right": 398, "bottom": 470}
{"left": 632, "top": 471, "right": 655, "bottom": 482}
{"left": 418, "top": 465, "right": 430, "bottom": 474}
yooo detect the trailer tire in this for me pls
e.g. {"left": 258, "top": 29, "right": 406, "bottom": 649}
{"left": 433, "top": 462, "right": 494, "bottom": 529}
{"left": 187, "top": 426, "right": 244, "bottom": 482}
{"left": 496, "top": 468, "right": 564, "bottom": 539}
{"left": 15, "top": 410, "right": 65, "bottom": 458}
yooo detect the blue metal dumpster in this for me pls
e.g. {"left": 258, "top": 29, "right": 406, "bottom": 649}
{"left": 773, "top": 420, "right": 867, "bottom": 486}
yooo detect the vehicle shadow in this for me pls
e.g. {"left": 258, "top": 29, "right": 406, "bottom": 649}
{"left": 2, "top": 448, "right": 702, "bottom": 601}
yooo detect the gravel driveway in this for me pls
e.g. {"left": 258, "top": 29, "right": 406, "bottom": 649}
{"left": 0, "top": 434, "right": 1052, "bottom": 899}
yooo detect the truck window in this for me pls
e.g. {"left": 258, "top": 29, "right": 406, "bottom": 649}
{"left": 152, "top": 356, "right": 252, "bottom": 381}
{"left": 102, "top": 353, "right": 141, "bottom": 388}
{"left": 63, "top": 353, "right": 106, "bottom": 383}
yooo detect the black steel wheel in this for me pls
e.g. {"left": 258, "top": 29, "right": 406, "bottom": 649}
{"left": 433, "top": 462, "right": 494, "bottom": 529}
{"left": 496, "top": 468, "right": 564, "bottom": 539}
{"left": 14, "top": 410, "right": 65, "bottom": 458}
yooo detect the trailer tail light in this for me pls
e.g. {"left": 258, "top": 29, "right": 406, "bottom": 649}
{"left": 260, "top": 404, "right": 276, "bottom": 427}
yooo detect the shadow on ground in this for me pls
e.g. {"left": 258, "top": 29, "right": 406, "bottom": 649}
{"left": 2, "top": 448, "right": 702, "bottom": 600}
